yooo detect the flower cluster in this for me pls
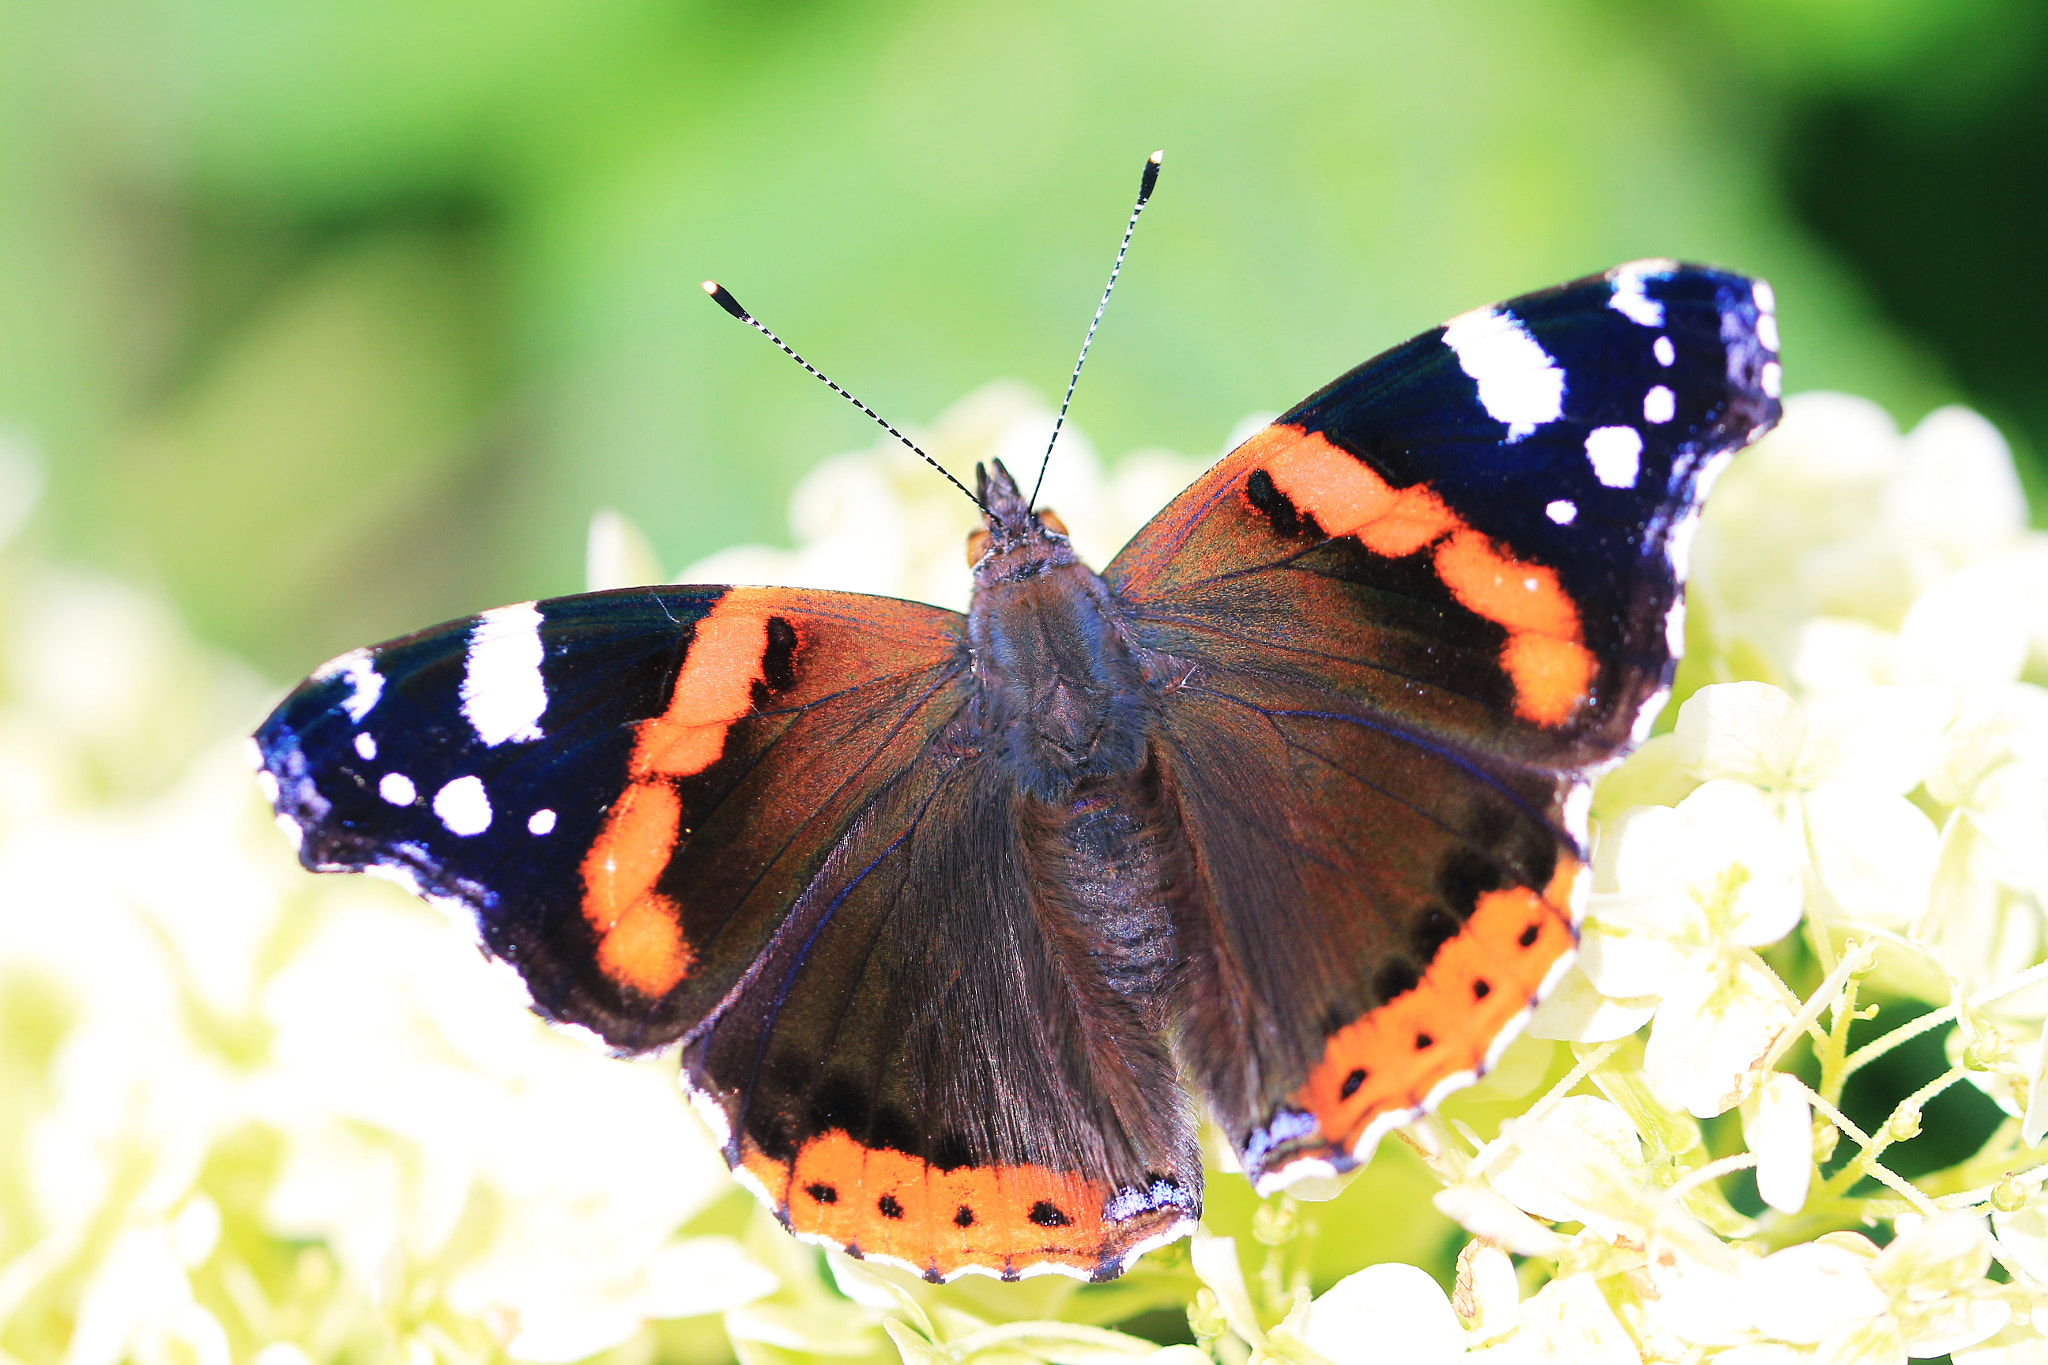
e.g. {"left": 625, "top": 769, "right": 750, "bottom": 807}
{"left": 7, "top": 385, "right": 2048, "bottom": 1365}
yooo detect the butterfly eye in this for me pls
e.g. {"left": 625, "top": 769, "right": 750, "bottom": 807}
{"left": 965, "top": 528, "right": 992, "bottom": 566}
{"left": 1038, "top": 510, "right": 1069, "bottom": 537}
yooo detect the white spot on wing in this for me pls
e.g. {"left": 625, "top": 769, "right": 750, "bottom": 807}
{"left": 528, "top": 808, "right": 556, "bottom": 836}
{"left": 462, "top": 603, "right": 547, "bottom": 747}
{"left": 379, "top": 771, "right": 417, "bottom": 806}
{"left": 1441, "top": 307, "right": 1565, "bottom": 442}
{"left": 1584, "top": 426, "right": 1643, "bottom": 488}
{"left": 1757, "top": 312, "right": 1780, "bottom": 352}
{"left": 1643, "top": 385, "right": 1676, "bottom": 424}
{"left": 434, "top": 775, "right": 492, "bottom": 836}
{"left": 1609, "top": 263, "right": 1666, "bottom": 327}
{"left": 1562, "top": 783, "right": 1594, "bottom": 850}
{"left": 1753, "top": 278, "right": 1776, "bottom": 315}
{"left": 256, "top": 768, "right": 280, "bottom": 804}
{"left": 1653, "top": 335, "right": 1675, "bottom": 367}
{"left": 354, "top": 732, "right": 377, "bottom": 760}
{"left": 314, "top": 648, "right": 384, "bottom": 722}
{"left": 1546, "top": 499, "right": 1577, "bottom": 525}
{"left": 1762, "top": 361, "right": 1782, "bottom": 398}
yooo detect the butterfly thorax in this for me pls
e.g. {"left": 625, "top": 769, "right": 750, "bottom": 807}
{"left": 966, "top": 462, "right": 1158, "bottom": 803}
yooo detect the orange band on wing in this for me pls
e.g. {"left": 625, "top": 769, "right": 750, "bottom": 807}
{"left": 738, "top": 1131, "right": 1184, "bottom": 1282}
{"left": 633, "top": 597, "right": 775, "bottom": 779}
{"left": 1245, "top": 426, "right": 1595, "bottom": 726}
{"left": 1289, "top": 857, "right": 1579, "bottom": 1150}
{"left": 1257, "top": 426, "right": 1461, "bottom": 557}
{"left": 579, "top": 783, "right": 695, "bottom": 995}
{"left": 576, "top": 590, "right": 788, "bottom": 995}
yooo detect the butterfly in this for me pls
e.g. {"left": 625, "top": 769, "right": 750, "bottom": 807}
{"left": 252, "top": 232, "right": 1781, "bottom": 1283}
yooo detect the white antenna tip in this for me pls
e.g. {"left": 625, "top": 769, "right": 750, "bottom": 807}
{"left": 700, "top": 280, "right": 719, "bottom": 295}
{"left": 1149, "top": 149, "right": 1164, "bottom": 164}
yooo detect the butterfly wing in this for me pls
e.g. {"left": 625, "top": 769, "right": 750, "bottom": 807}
{"left": 1105, "top": 262, "right": 1781, "bottom": 1186}
{"left": 254, "top": 584, "right": 1197, "bottom": 1280}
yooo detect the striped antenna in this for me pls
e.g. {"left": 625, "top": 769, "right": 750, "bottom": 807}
{"left": 1027, "top": 149, "right": 1163, "bottom": 511}
{"left": 701, "top": 281, "right": 990, "bottom": 516}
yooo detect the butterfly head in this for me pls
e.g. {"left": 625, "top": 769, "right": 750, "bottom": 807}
{"left": 967, "top": 459, "right": 1075, "bottom": 578}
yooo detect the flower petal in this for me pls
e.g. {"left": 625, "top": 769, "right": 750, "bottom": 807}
{"left": 1741, "top": 1242, "right": 1889, "bottom": 1344}
{"left": 1507, "top": 1273, "right": 1638, "bottom": 1365}
{"left": 1742, "top": 1072, "right": 1813, "bottom": 1214}
{"left": 1674, "top": 682, "right": 1805, "bottom": 786}
{"left": 1305, "top": 1263, "right": 1465, "bottom": 1365}
{"left": 1453, "top": 1240, "right": 1520, "bottom": 1337}
{"left": 1874, "top": 1211, "right": 1993, "bottom": 1297}
{"left": 1795, "top": 686, "right": 1951, "bottom": 794}
{"left": 1522, "top": 965, "right": 1657, "bottom": 1043}
{"left": 1802, "top": 784, "right": 1938, "bottom": 928}
{"left": 1644, "top": 955, "right": 1794, "bottom": 1117}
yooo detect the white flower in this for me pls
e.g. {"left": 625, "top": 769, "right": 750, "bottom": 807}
{"left": 1306, "top": 1262, "right": 1468, "bottom": 1364}
{"left": 1467, "top": 1274, "right": 1640, "bottom": 1365}
{"left": 1677, "top": 681, "right": 1945, "bottom": 930}
{"left": 1741, "top": 1072, "right": 1814, "bottom": 1214}
{"left": 1536, "top": 776, "right": 1802, "bottom": 1115}
{"left": 1917, "top": 685, "right": 2048, "bottom": 994}
{"left": 1694, "top": 393, "right": 2039, "bottom": 686}
{"left": 1671, "top": 1215, "right": 2011, "bottom": 1362}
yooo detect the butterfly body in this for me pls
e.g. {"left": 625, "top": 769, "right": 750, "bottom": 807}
{"left": 253, "top": 261, "right": 1782, "bottom": 1282}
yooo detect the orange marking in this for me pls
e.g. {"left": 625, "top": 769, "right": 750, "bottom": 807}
{"left": 1289, "top": 858, "right": 1579, "bottom": 1153}
{"left": 1433, "top": 531, "right": 1578, "bottom": 637}
{"left": 579, "top": 781, "right": 694, "bottom": 995}
{"left": 575, "top": 591, "right": 786, "bottom": 996}
{"left": 1246, "top": 425, "right": 1595, "bottom": 727}
{"left": 581, "top": 783, "right": 680, "bottom": 933}
{"left": 596, "top": 892, "right": 694, "bottom": 995}
{"left": 633, "top": 600, "right": 773, "bottom": 779}
{"left": 1259, "top": 429, "right": 1460, "bottom": 557}
{"left": 743, "top": 1130, "right": 1154, "bottom": 1279}
{"left": 1501, "top": 634, "right": 1598, "bottom": 727}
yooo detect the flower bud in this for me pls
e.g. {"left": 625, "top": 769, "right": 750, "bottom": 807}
{"left": 1992, "top": 1174, "right": 2035, "bottom": 1213}
{"left": 1253, "top": 1197, "right": 1299, "bottom": 1247}
{"left": 1963, "top": 1026, "right": 2008, "bottom": 1072}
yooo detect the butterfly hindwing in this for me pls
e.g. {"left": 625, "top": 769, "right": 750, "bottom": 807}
{"left": 1107, "top": 262, "right": 1780, "bottom": 1186}
{"left": 697, "top": 743, "right": 1200, "bottom": 1282}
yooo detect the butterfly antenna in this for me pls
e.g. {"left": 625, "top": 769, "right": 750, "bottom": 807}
{"left": 1027, "top": 149, "right": 1163, "bottom": 510}
{"left": 701, "top": 281, "right": 990, "bottom": 516}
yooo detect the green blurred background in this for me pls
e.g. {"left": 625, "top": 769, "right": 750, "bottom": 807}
{"left": 5, "top": 0, "right": 2043, "bottom": 679}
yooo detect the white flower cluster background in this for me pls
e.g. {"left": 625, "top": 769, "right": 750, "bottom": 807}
{"left": 6, "top": 384, "right": 2048, "bottom": 1365}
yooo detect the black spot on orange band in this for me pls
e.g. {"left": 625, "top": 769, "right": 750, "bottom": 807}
{"left": 1280, "top": 857, "right": 1580, "bottom": 1161}
{"left": 736, "top": 1129, "right": 1189, "bottom": 1282}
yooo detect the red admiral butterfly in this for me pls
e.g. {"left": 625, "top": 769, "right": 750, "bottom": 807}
{"left": 251, "top": 154, "right": 1782, "bottom": 1283}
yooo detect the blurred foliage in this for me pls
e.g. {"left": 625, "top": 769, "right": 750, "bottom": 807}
{"left": 5, "top": 0, "right": 2033, "bottom": 675}
{"left": 1777, "top": 7, "right": 2048, "bottom": 500}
